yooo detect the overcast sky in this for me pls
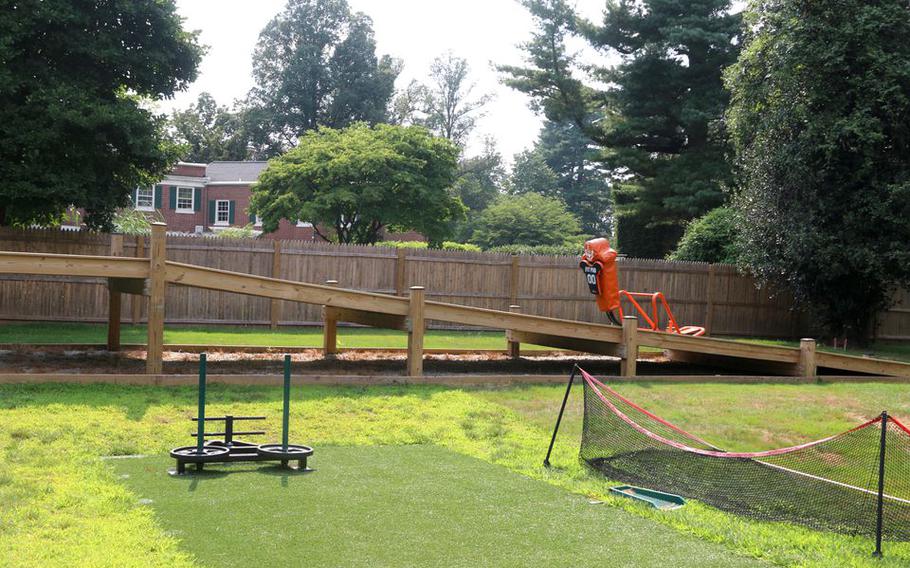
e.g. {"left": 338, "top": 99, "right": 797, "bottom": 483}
{"left": 158, "top": 0, "right": 609, "bottom": 163}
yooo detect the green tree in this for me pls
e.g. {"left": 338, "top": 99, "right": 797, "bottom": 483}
{"left": 506, "top": 149, "right": 559, "bottom": 196}
{"left": 470, "top": 193, "right": 581, "bottom": 249}
{"left": 248, "top": 0, "right": 399, "bottom": 154}
{"left": 251, "top": 124, "right": 464, "bottom": 245}
{"left": 0, "top": 0, "right": 202, "bottom": 229}
{"left": 537, "top": 120, "right": 612, "bottom": 236}
{"left": 667, "top": 207, "right": 739, "bottom": 264}
{"left": 500, "top": 0, "right": 741, "bottom": 257}
{"left": 449, "top": 138, "right": 506, "bottom": 241}
{"left": 726, "top": 0, "right": 910, "bottom": 342}
{"left": 170, "top": 93, "right": 250, "bottom": 163}
{"left": 424, "top": 52, "right": 492, "bottom": 147}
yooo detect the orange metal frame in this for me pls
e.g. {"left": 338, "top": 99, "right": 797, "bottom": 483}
{"left": 617, "top": 290, "right": 706, "bottom": 336}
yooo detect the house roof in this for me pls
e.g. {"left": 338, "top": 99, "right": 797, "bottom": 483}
{"left": 206, "top": 161, "right": 269, "bottom": 183}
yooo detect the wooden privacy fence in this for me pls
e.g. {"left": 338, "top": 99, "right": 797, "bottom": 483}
{"left": 0, "top": 227, "right": 905, "bottom": 339}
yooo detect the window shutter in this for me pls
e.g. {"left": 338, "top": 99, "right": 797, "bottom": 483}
{"left": 168, "top": 187, "right": 177, "bottom": 210}
{"left": 249, "top": 212, "right": 256, "bottom": 225}
{"left": 194, "top": 188, "right": 202, "bottom": 212}
{"left": 228, "top": 201, "right": 236, "bottom": 224}
{"left": 154, "top": 185, "right": 163, "bottom": 209}
{"left": 208, "top": 200, "right": 216, "bottom": 224}
{"left": 133, "top": 188, "right": 138, "bottom": 205}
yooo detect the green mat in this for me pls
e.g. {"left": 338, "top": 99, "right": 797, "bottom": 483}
{"left": 112, "top": 445, "right": 762, "bottom": 567}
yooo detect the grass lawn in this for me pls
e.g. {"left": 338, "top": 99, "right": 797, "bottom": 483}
{"left": 0, "top": 322, "right": 549, "bottom": 350}
{"left": 113, "top": 447, "right": 757, "bottom": 568}
{"left": 2, "top": 380, "right": 909, "bottom": 567}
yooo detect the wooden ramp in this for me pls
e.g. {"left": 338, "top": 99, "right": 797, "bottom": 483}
{"left": 1, "top": 223, "right": 907, "bottom": 379}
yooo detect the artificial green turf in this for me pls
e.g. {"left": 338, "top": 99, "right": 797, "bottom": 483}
{"left": 112, "top": 446, "right": 761, "bottom": 568}
{"left": 2, "top": 382, "right": 909, "bottom": 567}
{"left": 0, "top": 322, "right": 551, "bottom": 350}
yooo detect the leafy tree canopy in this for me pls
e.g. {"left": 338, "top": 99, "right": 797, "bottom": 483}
{"left": 170, "top": 93, "right": 251, "bottom": 163}
{"left": 667, "top": 207, "right": 740, "bottom": 264}
{"left": 507, "top": 149, "right": 559, "bottom": 196}
{"left": 469, "top": 193, "right": 581, "bottom": 249}
{"left": 251, "top": 123, "right": 464, "bottom": 245}
{"left": 499, "top": 0, "right": 741, "bottom": 257}
{"left": 0, "top": 0, "right": 202, "bottom": 229}
{"left": 247, "top": 0, "right": 400, "bottom": 155}
{"left": 726, "top": 0, "right": 910, "bottom": 341}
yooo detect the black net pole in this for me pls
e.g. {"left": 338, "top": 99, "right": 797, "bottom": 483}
{"left": 873, "top": 410, "right": 888, "bottom": 558}
{"left": 544, "top": 365, "right": 578, "bottom": 468}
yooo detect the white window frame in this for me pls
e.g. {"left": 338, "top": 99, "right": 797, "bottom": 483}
{"left": 296, "top": 220, "right": 313, "bottom": 228}
{"left": 253, "top": 214, "right": 262, "bottom": 227}
{"left": 135, "top": 187, "right": 154, "bottom": 211}
{"left": 175, "top": 187, "right": 194, "bottom": 213}
{"left": 215, "top": 200, "right": 230, "bottom": 225}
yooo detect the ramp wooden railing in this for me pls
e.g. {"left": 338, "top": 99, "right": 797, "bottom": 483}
{"left": 0, "top": 222, "right": 907, "bottom": 379}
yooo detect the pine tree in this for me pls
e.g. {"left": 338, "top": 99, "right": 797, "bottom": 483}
{"left": 500, "top": 0, "right": 741, "bottom": 257}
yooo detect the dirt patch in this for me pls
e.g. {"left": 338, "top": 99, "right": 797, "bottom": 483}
{"left": 0, "top": 346, "right": 715, "bottom": 376}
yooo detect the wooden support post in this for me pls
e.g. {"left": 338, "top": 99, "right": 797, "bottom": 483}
{"left": 704, "top": 264, "right": 716, "bottom": 335}
{"left": 799, "top": 338, "right": 817, "bottom": 378}
{"left": 506, "top": 304, "right": 521, "bottom": 359}
{"left": 620, "top": 316, "right": 639, "bottom": 377}
{"left": 131, "top": 235, "right": 145, "bottom": 324}
{"left": 395, "top": 248, "right": 407, "bottom": 296}
{"left": 407, "top": 286, "right": 426, "bottom": 377}
{"left": 146, "top": 223, "right": 167, "bottom": 374}
{"left": 270, "top": 240, "right": 282, "bottom": 329}
{"left": 322, "top": 279, "right": 339, "bottom": 358}
{"left": 509, "top": 254, "right": 520, "bottom": 306}
{"left": 107, "top": 234, "right": 124, "bottom": 351}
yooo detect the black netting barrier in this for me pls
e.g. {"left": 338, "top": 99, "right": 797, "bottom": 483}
{"left": 578, "top": 370, "right": 910, "bottom": 542}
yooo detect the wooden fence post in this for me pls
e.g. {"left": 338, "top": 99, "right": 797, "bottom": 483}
{"left": 323, "top": 279, "right": 339, "bottom": 358}
{"left": 704, "top": 264, "right": 716, "bottom": 335}
{"left": 506, "top": 305, "right": 521, "bottom": 359}
{"left": 620, "top": 316, "right": 639, "bottom": 377}
{"left": 509, "top": 254, "right": 520, "bottom": 307}
{"left": 131, "top": 235, "right": 145, "bottom": 324}
{"left": 146, "top": 223, "right": 167, "bottom": 374}
{"left": 395, "top": 248, "right": 407, "bottom": 296}
{"left": 270, "top": 240, "right": 282, "bottom": 329}
{"left": 106, "top": 234, "right": 124, "bottom": 351}
{"left": 799, "top": 338, "right": 817, "bottom": 378}
{"left": 407, "top": 286, "right": 426, "bottom": 377}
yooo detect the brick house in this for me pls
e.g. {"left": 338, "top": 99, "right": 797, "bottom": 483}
{"left": 133, "top": 161, "right": 317, "bottom": 240}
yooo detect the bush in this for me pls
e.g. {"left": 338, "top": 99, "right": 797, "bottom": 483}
{"left": 212, "top": 224, "right": 257, "bottom": 239}
{"left": 441, "top": 241, "right": 481, "bottom": 252}
{"left": 487, "top": 243, "right": 585, "bottom": 257}
{"left": 667, "top": 208, "right": 740, "bottom": 264}
{"left": 469, "top": 193, "right": 582, "bottom": 249}
{"left": 112, "top": 208, "right": 163, "bottom": 236}
{"left": 374, "top": 240, "right": 428, "bottom": 249}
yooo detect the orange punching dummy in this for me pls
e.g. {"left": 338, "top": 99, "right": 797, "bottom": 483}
{"left": 580, "top": 238, "right": 621, "bottom": 324}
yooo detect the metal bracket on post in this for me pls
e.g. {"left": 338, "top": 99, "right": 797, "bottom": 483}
{"left": 544, "top": 365, "right": 578, "bottom": 468}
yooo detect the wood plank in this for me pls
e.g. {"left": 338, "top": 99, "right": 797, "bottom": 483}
{"left": 407, "top": 286, "right": 426, "bottom": 377}
{"left": 816, "top": 351, "right": 910, "bottom": 377}
{"left": 423, "top": 301, "right": 623, "bottom": 343}
{"left": 639, "top": 329, "right": 800, "bottom": 363}
{"left": 0, "top": 251, "right": 149, "bottom": 278}
{"left": 146, "top": 224, "right": 167, "bottom": 374}
{"left": 270, "top": 240, "right": 282, "bottom": 329}
{"left": 621, "top": 316, "right": 638, "bottom": 377}
{"left": 333, "top": 307, "right": 407, "bottom": 331}
{"left": 510, "top": 330, "right": 619, "bottom": 356}
{"left": 164, "top": 261, "right": 410, "bottom": 315}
